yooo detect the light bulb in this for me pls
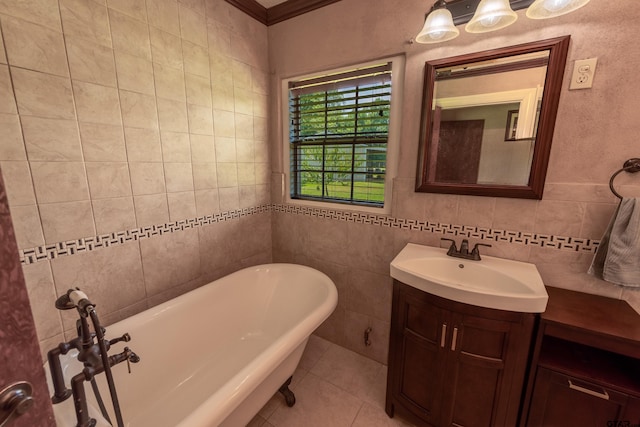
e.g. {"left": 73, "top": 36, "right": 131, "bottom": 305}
{"left": 480, "top": 15, "right": 501, "bottom": 27}
{"left": 543, "top": 0, "right": 571, "bottom": 12}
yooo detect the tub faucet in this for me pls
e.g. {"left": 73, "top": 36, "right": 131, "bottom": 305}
{"left": 48, "top": 288, "right": 138, "bottom": 427}
{"left": 441, "top": 238, "right": 492, "bottom": 261}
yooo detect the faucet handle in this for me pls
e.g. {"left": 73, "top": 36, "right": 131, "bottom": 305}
{"left": 472, "top": 242, "right": 492, "bottom": 251}
{"left": 108, "top": 333, "right": 131, "bottom": 347}
{"left": 124, "top": 347, "right": 140, "bottom": 374}
{"left": 441, "top": 238, "right": 458, "bottom": 255}
{"left": 471, "top": 243, "right": 492, "bottom": 260}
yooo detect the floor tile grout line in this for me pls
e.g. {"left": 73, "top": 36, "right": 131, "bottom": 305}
{"left": 350, "top": 400, "right": 366, "bottom": 427}
{"left": 305, "top": 367, "right": 382, "bottom": 420}
{"left": 261, "top": 338, "right": 415, "bottom": 427}
{"left": 308, "top": 343, "right": 388, "bottom": 403}
{"left": 308, "top": 372, "right": 367, "bottom": 427}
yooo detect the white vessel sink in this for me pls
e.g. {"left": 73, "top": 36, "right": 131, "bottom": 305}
{"left": 390, "top": 243, "right": 548, "bottom": 313}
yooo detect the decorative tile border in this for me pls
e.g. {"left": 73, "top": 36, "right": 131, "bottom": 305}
{"left": 19, "top": 205, "right": 271, "bottom": 266}
{"left": 18, "top": 203, "right": 599, "bottom": 266}
{"left": 273, "top": 204, "right": 601, "bottom": 253}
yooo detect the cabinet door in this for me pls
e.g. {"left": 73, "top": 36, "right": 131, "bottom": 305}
{"left": 386, "top": 282, "right": 534, "bottom": 427}
{"left": 387, "top": 285, "right": 449, "bottom": 425}
{"left": 528, "top": 368, "right": 630, "bottom": 427}
{"left": 623, "top": 396, "right": 640, "bottom": 426}
{"left": 441, "top": 313, "right": 522, "bottom": 427}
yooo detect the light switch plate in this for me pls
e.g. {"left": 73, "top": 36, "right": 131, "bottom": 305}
{"left": 569, "top": 58, "right": 598, "bottom": 90}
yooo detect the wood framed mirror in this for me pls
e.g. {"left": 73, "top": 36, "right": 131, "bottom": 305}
{"left": 416, "top": 36, "right": 570, "bottom": 199}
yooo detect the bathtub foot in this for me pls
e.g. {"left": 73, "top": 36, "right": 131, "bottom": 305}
{"left": 278, "top": 376, "right": 296, "bottom": 407}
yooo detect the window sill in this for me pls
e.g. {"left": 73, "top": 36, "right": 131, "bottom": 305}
{"left": 285, "top": 196, "right": 391, "bottom": 215}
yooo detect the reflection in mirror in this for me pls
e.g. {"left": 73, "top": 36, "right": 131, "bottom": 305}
{"left": 416, "top": 36, "right": 570, "bottom": 199}
{"left": 432, "top": 51, "right": 547, "bottom": 186}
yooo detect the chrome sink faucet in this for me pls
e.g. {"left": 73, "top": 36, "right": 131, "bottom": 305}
{"left": 441, "top": 238, "right": 492, "bottom": 261}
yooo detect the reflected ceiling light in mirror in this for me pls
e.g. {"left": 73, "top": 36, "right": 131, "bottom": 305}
{"left": 416, "top": 0, "right": 460, "bottom": 44}
{"left": 526, "top": 0, "right": 591, "bottom": 19}
{"left": 465, "top": 0, "right": 517, "bottom": 33}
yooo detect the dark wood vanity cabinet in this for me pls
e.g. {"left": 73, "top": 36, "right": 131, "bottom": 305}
{"left": 523, "top": 287, "right": 640, "bottom": 427}
{"left": 385, "top": 280, "right": 535, "bottom": 427}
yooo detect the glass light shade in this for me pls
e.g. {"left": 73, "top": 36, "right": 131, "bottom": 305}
{"left": 415, "top": 8, "right": 460, "bottom": 44}
{"left": 526, "top": 0, "right": 591, "bottom": 19}
{"left": 465, "top": 0, "right": 517, "bottom": 33}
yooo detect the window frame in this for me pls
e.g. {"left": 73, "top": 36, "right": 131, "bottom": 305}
{"left": 281, "top": 56, "right": 404, "bottom": 214}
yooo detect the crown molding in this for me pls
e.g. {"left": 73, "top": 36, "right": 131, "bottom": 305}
{"left": 226, "top": 0, "right": 267, "bottom": 24}
{"left": 225, "top": 0, "right": 342, "bottom": 26}
{"left": 267, "top": 0, "right": 342, "bottom": 25}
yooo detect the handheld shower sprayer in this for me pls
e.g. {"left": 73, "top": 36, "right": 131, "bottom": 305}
{"left": 55, "top": 288, "right": 95, "bottom": 317}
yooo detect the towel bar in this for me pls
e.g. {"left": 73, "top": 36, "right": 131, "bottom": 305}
{"left": 609, "top": 158, "right": 640, "bottom": 199}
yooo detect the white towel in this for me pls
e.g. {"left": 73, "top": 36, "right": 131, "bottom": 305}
{"left": 588, "top": 197, "right": 640, "bottom": 287}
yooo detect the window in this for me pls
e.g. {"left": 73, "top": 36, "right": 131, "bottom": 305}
{"left": 283, "top": 58, "right": 402, "bottom": 212}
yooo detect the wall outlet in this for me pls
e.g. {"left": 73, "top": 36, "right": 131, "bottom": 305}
{"left": 569, "top": 58, "right": 598, "bottom": 90}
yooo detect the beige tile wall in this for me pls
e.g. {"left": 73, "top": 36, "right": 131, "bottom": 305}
{"left": 0, "top": 0, "right": 272, "bottom": 354}
{"left": 268, "top": 0, "right": 640, "bottom": 363}
{"left": 5, "top": 0, "right": 640, "bottom": 368}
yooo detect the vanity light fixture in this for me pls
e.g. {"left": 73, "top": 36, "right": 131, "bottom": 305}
{"left": 415, "top": 0, "right": 591, "bottom": 43}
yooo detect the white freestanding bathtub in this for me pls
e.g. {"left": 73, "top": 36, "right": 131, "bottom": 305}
{"left": 46, "top": 263, "right": 338, "bottom": 427}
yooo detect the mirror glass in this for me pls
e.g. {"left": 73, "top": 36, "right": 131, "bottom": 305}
{"left": 416, "top": 37, "right": 570, "bottom": 199}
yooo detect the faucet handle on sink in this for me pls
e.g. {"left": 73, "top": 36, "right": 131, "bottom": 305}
{"left": 441, "top": 238, "right": 458, "bottom": 256}
{"left": 471, "top": 243, "right": 492, "bottom": 260}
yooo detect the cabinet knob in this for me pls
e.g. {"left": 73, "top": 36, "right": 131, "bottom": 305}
{"left": 440, "top": 324, "right": 447, "bottom": 348}
{"left": 451, "top": 327, "right": 458, "bottom": 351}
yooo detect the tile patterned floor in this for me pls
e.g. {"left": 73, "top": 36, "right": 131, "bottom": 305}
{"left": 248, "top": 335, "right": 414, "bottom": 427}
